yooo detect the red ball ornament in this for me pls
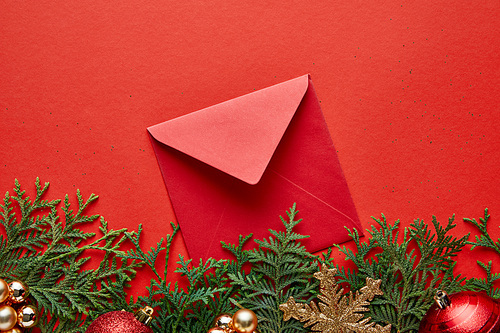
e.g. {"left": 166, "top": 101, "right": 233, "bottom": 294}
{"left": 419, "top": 290, "right": 500, "bottom": 333}
{"left": 85, "top": 307, "right": 154, "bottom": 333}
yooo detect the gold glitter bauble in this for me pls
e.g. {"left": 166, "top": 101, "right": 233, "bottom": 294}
{"left": 0, "top": 279, "right": 9, "bottom": 303}
{"left": 0, "top": 305, "right": 17, "bottom": 331}
{"left": 232, "top": 309, "right": 258, "bottom": 333}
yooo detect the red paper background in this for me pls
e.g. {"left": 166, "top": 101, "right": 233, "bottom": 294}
{"left": 1, "top": 0, "right": 499, "bottom": 301}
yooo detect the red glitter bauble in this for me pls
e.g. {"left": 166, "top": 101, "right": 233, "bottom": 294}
{"left": 419, "top": 290, "right": 500, "bottom": 333}
{"left": 85, "top": 311, "right": 153, "bottom": 333}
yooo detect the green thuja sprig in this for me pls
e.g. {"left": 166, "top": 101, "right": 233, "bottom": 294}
{"left": 186, "top": 233, "right": 253, "bottom": 328}
{"left": 0, "top": 179, "right": 142, "bottom": 333}
{"left": 121, "top": 222, "right": 230, "bottom": 333}
{"left": 327, "top": 214, "right": 469, "bottom": 333}
{"left": 228, "top": 204, "right": 319, "bottom": 333}
{"left": 464, "top": 209, "right": 500, "bottom": 254}
{"left": 37, "top": 313, "right": 86, "bottom": 333}
{"left": 124, "top": 204, "right": 319, "bottom": 333}
{"left": 3, "top": 180, "right": 489, "bottom": 333}
{"left": 464, "top": 209, "right": 500, "bottom": 299}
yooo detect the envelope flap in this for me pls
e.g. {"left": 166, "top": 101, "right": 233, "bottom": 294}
{"left": 148, "top": 75, "right": 310, "bottom": 185}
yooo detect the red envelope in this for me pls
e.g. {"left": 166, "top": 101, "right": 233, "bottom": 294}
{"left": 148, "top": 75, "right": 362, "bottom": 260}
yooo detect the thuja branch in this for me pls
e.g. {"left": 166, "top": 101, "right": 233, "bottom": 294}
{"left": 464, "top": 209, "right": 500, "bottom": 299}
{"left": 0, "top": 179, "right": 141, "bottom": 332}
{"left": 328, "top": 213, "right": 469, "bottom": 333}
{"left": 465, "top": 208, "right": 500, "bottom": 255}
{"left": 46, "top": 226, "right": 129, "bottom": 263}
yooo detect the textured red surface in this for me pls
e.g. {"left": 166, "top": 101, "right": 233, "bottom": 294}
{"left": 85, "top": 311, "right": 153, "bottom": 333}
{"left": 0, "top": 0, "right": 499, "bottom": 301}
{"left": 419, "top": 291, "right": 500, "bottom": 332}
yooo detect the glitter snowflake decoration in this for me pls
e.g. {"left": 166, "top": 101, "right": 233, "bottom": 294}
{"left": 279, "top": 264, "right": 391, "bottom": 333}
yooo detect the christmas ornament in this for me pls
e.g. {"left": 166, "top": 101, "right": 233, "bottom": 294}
{"left": 207, "top": 328, "right": 227, "bottom": 333}
{"left": 1, "top": 180, "right": 498, "bottom": 332}
{"left": 0, "top": 306, "right": 17, "bottom": 331}
{"left": 0, "top": 279, "right": 37, "bottom": 332}
{"left": 233, "top": 309, "right": 258, "bottom": 333}
{"left": 4, "top": 328, "right": 21, "bottom": 333}
{"left": 16, "top": 305, "right": 37, "bottom": 328}
{"left": 208, "top": 309, "right": 258, "bottom": 333}
{"left": 419, "top": 290, "right": 500, "bottom": 333}
{"left": 214, "top": 314, "right": 233, "bottom": 330}
{"left": 0, "top": 281, "right": 9, "bottom": 304}
{"left": 85, "top": 306, "right": 154, "bottom": 333}
{"left": 7, "top": 282, "right": 27, "bottom": 304}
{"left": 279, "top": 264, "right": 391, "bottom": 333}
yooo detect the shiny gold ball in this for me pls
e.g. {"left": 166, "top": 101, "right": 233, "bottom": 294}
{"left": 17, "top": 305, "right": 38, "bottom": 328}
{"left": 214, "top": 313, "right": 233, "bottom": 329}
{"left": 232, "top": 309, "right": 258, "bottom": 333}
{"left": 207, "top": 328, "right": 227, "bottom": 333}
{"left": 0, "top": 305, "right": 17, "bottom": 330}
{"left": 8, "top": 281, "right": 28, "bottom": 304}
{"left": 0, "top": 279, "right": 10, "bottom": 303}
{"left": 4, "top": 327, "right": 22, "bottom": 333}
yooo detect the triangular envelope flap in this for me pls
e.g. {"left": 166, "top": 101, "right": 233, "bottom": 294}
{"left": 148, "top": 75, "right": 310, "bottom": 185}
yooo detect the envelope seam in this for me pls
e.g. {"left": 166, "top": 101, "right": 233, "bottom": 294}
{"left": 269, "top": 169, "right": 358, "bottom": 227}
{"left": 205, "top": 207, "right": 227, "bottom": 258}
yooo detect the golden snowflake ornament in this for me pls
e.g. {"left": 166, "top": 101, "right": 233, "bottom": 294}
{"left": 279, "top": 264, "right": 391, "bottom": 333}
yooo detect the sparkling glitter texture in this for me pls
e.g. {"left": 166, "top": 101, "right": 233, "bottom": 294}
{"left": 279, "top": 264, "right": 391, "bottom": 333}
{"left": 419, "top": 290, "right": 500, "bottom": 333}
{"left": 85, "top": 311, "right": 153, "bottom": 333}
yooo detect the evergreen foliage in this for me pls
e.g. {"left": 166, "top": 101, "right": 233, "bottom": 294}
{"left": 227, "top": 204, "right": 320, "bottom": 333}
{"left": 463, "top": 208, "right": 500, "bottom": 299}
{"left": 0, "top": 180, "right": 496, "bottom": 333}
{"left": 121, "top": 204, "right": 319, "bottom": 333}
{"left": 121, "top": 222, "right": 231, "bottom": 333}
{"left": 324, "top": 214, "right": 470, "bottom": 333}
{"left": 0, "top": 179, "right": 141, "bottom": 332}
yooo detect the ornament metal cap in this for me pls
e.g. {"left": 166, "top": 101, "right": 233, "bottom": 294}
{"left": 134, "top": 306, "right": 154, "bottom": 326}
{"left": 434, "top": 290, "right": 451, "bottom": 309}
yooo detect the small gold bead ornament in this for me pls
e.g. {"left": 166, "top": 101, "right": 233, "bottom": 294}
{"left": 16, "top": 306, "right": 37, "bottom": 328}
{"left": 232, "top": 309, "right": 258, "bottom": 333}
{"left": 7, "top": 282, "right": 27, "bottom": 305}
{"left": 0, "top": 278, "right": 37, "bottom": 332}
{"left": 0, "top": 281, "right": 9, "bottom": 304}
{"left": 3, "top": 327, "right": 23, "bottom": 333}
{"left": 208, "top": 308, "right": 258, "bottom": 333}
{"left": 207, "top": 328, "right": 227, "bottom": 333}
{"left": 3, "top": 328, "right": 22, "bottom": 333}
{"left": 0, "top": 305, "right": 17, "bottom": 331}
{"left": 214, "top": 314, "right": 233, "bottom": 330}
